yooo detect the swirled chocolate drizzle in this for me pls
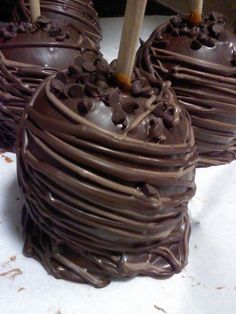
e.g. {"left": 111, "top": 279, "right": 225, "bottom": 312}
{"left": 136, "top": 12, "right": 236, "bottom": 167}
{"left": 0, "top": 18, "right": 97, "bottom": 150}
{"left": 13, "top": 0, "right": 102, "bottom": 46}
{"left": 17, "top": 51, "right": 197, "bottom": 288}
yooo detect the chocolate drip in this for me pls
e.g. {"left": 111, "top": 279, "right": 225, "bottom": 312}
{"left": 17, "top": 52, "right": 197, "bottom": 287}
{"left": 0, "top": 18, "right": 98, "bottom": 151}
{"left": 13, "top": 0, "right": 102, "bottom": 46}
{"left": 136, "top": 13, "right": 236, "bottom": 167}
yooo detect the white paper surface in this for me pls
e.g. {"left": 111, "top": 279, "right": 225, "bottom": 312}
{"left": 1, "top": 16, "right": 236, "bottom": 314}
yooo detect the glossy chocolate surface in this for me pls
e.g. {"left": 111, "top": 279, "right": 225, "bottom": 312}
{"left": 13, "top": 0, "right": 102, "bottom": 45}
{"left": 0, "top": 18, "right": 97, "bottom": 150}
{"left": 136, "top": 12, "right": 236, "bottom": 166}
{"left": 17, "top": 52, "right": 197, "bottom": 287}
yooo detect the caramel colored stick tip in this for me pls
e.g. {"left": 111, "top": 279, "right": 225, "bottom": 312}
{"left": 115, "top": 73, "right": 132, "bottom": 91}
{"left": 189, "top": 9, "right": 202, "bottom": 25}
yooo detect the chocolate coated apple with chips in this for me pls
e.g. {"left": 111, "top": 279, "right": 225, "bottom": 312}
{"left": 136, "top": 12, "right": 236, "bottom": 167}
{"left": 17, "top": 51, "right": 197, "bottom": 287}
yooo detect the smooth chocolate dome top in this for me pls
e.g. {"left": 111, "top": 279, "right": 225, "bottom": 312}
{"left": 17, "top": 51, "right": 197, "bottom": 287}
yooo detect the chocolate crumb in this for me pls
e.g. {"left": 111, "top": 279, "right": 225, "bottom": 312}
{"left": 0, "top": 268, "right": 23, "bottom": 280}
{"left": 9, "top": 256, "right": 16, "bottom": 262}
{"left": 17, "top": 287, "right": 25, "bottom": 293}
{"left": 1, "top": 154, "right": 13, "bottom": 163}
{"left": 154, "top": 305, "right": 168, "bottom": 314}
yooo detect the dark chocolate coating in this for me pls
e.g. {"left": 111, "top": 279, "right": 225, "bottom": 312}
{"left": 0, "top": 19, "right": 97, "bottom": 150}
{"left": 13, "top": 0, "right": 102, "bottom": 46}
{"left": 136, "top": 12, "right": 236, "bottom": 167}
{"left": 17, "top": 51, "right": 197, "bottom": 288}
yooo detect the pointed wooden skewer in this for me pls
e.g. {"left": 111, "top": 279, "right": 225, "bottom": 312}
{"left": 115, "top": 0, "right": 147, "bottom": 90}
{"left": 189, "top": 0, "right": 203, "bottom": 25}
{"left": 29, "top": 0, "right": 41, "bottom": 22}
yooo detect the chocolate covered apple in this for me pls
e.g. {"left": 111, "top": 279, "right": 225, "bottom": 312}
{"left": 136, "top": 12, "right": 236, "bottom": 166}
{"left": 17, "top": 51, "right": 197, "bottom": 287}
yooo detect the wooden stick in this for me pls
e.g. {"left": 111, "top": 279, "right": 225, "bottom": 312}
{"left": 189, "top": 0, "right": 203, "bottom": 25}
{"left": 116, "top": 0, "right": 147, "bottom": 89}
{"left": 29, "top": 0, "right": 41, "bottom": 22}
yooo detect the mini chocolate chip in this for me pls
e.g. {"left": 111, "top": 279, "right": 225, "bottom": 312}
{"left": 68, "top": 65, "right": 83, "bottom": 79}
{"left": 154, "top": 40, "right": 169, "bottom": 48}
{"left": 82, "top": 51, "right": 99, "bottom": 63}
{"left": 51, "top": 78, "right": 64, "bottom": 95}
{"left": 29, "top": 24, "right": 38, "bottom": 33}
{"left": 96, "top": 60, "right": 110, "bottom": 74}
{"left": 85, "top": 82, "right": 101, "bottom": 97}
{"left": 188, "top": 27, "right": 199, "bottom": 38}
{"left": 49, "top": 27, "right": 61, "bottom": 37}
{"left": 171, "top": 28, "right": 180, "bottom": 36}
{"left": 143, "top": 184, "right": 159, "bottom": 197}
{"left": 43, "top": 23, "right": 51, "bottom": 32}
{"left": 77, "top": 99, "right": 93, "bottom": 115}
{"left": 110, "top": 59, "right": 118, "bottom": 71}
{"left": 67, "top": 84, "right": 84, "bottom": 98}
{"left": 36, "top": 16, "right": 50, "bottom": 27}
{"left": 18, "top": 23, "right": 27, "bottom": 33}
{"left": 197, "top": 33, "right": 208, "bottom": 43}
{"left": 112, "top": 107, "right": 126, "bottom": 125}
{"left": 74, "top": 56, "right": 85, "bottom": 67}
{"left": 131, "top": 80, "right": 152, "bottom": 97}
{"left": 109, "top": 90, "right": 120, "bottom": 107}
{"left": 96, "top": 80, "right": 108, "bottom": 91}
{"left": 56, "top": 33, "right": 66, "bottom": 41}
{"left": 170, "top": 16, "right": 181, "bottom": 27}
{"left": 82, "top": 62, "right": 96, "bottom": 72}
{"left": 204, "top": 37, "right": 215, "bottom": 47}
{"left": 55, "top": 72, "right": 67, "bottom": 84}
{"left": 209, "top": 12, "right": 226, "bottom": 23}
{"left": 148, "top": 119, "right": 166, "bottom": 142}
{"left": 179, "top": 26, "right": 189, "bottom": 35}
{"left": 122, "top": 102, "right": 139, "bottom": 114}
{"left": 190, "top": 39, "right": 202, "bottom": 50}
{"left": 211, "top": 24, "right": 224, "bottom": 37}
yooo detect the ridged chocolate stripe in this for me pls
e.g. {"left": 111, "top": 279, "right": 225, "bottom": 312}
{"left": 136, "top": 14, "right": 236, "bottom": 167}
{"left": 17, "top": 56, "right": 197, "bottom": 287}
{"left": 0, "top": 53, "right": 56, "bottom": 150}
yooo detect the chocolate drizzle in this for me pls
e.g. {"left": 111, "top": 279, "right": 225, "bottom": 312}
{"left": 13, "top": 0, "right": 102, "bottom": 46}
{"left": 0, "top": 52, "right": 56, "bottom": 150}
{"left": 0, "top": 18, "right": 98, "bottom": 150}
{"left": 17, "top": 52, "right": 197, "bottom": 287}
{"left": 136, "top": 12, "right": 236, "bottom": 166}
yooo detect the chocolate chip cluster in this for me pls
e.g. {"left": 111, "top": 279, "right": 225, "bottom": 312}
{"left": 50, "top": 51, "right": 111, "bottom": 116}
{"left": 0, "top": 16, "right": 70, "bottom": 42}
{"left": 50, "top": 52, "right": 179, "bottom": 138}
{"left": 163, "top": 12, "right": 227, "bottom": 51}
